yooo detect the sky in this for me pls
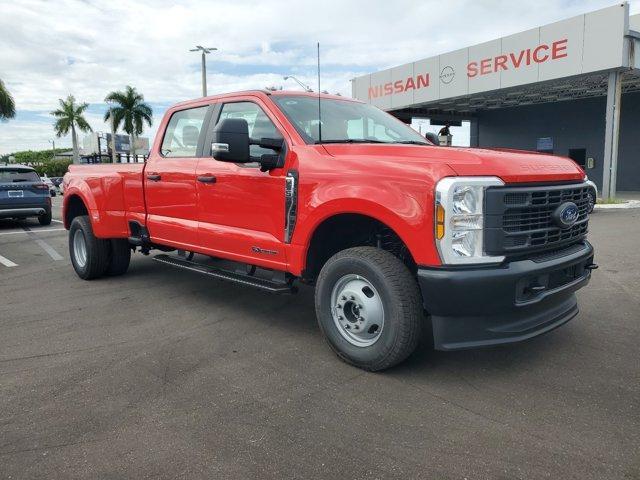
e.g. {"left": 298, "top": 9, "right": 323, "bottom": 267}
{"left": 1, "top": 0, "right": 638, "bottom": 154}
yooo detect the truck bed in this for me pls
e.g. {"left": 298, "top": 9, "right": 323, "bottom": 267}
{"left": 64, "top": 163, "right": 146, "bottom": 238}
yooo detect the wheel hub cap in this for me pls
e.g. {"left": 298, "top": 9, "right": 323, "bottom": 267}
{"left": 73, "top": 229, "right": 87, "bottom": 268}
{"left": 331, "top": 275, "right": 384, "bottom": 347}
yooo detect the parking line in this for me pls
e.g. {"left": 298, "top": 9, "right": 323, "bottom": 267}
{"left": 0, "top": 254, "right": 18, "bottom": 267}
{"left": 21, "top": 226, "right": 64, "bottom": 261}
{"left": 0, "top": 228, "right": 66, "bottom": 236}
{"left": 51, "top": 219, "right": 63, "bottom": 224}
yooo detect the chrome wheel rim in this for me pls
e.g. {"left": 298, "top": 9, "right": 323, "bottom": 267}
{"left": 73, "top": 229, "right": 88, "bottom": 268}
{"left": 330, "top": 274, "right": 384, "bottom": 347}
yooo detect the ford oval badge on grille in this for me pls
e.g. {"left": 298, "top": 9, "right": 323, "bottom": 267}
{"left": 553, "top": 202, "right": 579, "bottom": 229}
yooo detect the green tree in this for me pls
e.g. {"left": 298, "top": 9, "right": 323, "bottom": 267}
{"left": 51, "top": 95, "right": 92, "bottom": 164}
{"left": 33, "top": 159, "right": 72, "bottom": 177}
{"left": 104, "top": 86, "right": 152, "bottom": 161}
{"left": 0, "top": 79, "right": 16, "bottom": 120}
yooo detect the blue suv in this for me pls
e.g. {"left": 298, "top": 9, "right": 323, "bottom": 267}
{"left": 0, "top": 165, "right": 52, "bottom": 225}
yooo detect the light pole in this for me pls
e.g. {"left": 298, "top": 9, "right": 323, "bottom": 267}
{"left": 284, "top": 75, "right": 312, "bottom": 92}
{"left": 48, "top": 139, "right": 55, "bottom": 159}
{"left": 190, "top": 46, "right": 217, "bottom": 97}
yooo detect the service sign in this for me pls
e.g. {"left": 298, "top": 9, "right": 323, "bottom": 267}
{"left": 352, "top": 4, "right": 630, "bottom": 110}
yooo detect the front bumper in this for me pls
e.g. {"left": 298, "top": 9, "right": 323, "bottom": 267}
{"left": 417, "top": 241, "right": 595, "bottom": 350}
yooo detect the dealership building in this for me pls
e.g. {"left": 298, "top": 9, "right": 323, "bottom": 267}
{"left": 352, "top": 3, "right": 640, "bottom": 197}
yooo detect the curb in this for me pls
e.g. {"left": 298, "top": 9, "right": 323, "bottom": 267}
{"left": 594, "top": 199, "right": 640, "bottom": 210}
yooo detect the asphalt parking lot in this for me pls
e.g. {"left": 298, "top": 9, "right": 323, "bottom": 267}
{"left": 1, "top": 198, "right": 638, "bottom": 480}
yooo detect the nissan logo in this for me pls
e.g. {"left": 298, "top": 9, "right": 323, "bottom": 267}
{"left": 440, "top": 66, "right": 455, "bottom": 84}
{"left": 552, "top": 202, "right": 580, "bottom": 229}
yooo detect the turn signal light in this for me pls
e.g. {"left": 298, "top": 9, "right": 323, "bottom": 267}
{"left": 435, "top": 204, "right": 445, "bottom": 240}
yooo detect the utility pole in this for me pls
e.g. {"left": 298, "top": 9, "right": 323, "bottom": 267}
{"left": 190, "top": 46, "right": 217, "bottom": 97}
{"left": 48, "top": 139, "right": 55, "bottom": 159}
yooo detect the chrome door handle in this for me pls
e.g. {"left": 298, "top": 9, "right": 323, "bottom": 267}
{"left": 147, "top": 173, "right": 161, "bottom": 181}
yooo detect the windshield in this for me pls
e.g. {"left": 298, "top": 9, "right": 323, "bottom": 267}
{"left": 273, "top": 96, "right": 429, "bottom": 145}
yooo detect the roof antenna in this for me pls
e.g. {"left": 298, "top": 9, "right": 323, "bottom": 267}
{"left": 317, "top": 42, "right": 322, "bottom": 143}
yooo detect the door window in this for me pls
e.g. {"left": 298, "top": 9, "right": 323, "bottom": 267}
{"left": 161, "top": 106, "right": 208, "bottom": 157}
{"left": 218, "top": 102, "right": 283, "bottom": 157}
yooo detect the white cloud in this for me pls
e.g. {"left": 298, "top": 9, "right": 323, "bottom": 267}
{"left": 0, "top": 0, "right": 637, "bottom": 153}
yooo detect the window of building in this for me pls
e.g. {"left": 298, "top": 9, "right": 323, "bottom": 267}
{"left": 568, "top": 148, "right": 586, "bottom": 168}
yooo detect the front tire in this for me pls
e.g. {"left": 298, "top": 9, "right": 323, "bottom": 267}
{"left": 69, "top": 215, "right": 110, "bottom": 280}
{"left": 315, "top": 247, "right": 423, "bottom": 371}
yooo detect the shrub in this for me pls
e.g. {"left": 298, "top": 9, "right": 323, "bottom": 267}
{"left": 33, "top": 159, "right": 73, "bottom": 177}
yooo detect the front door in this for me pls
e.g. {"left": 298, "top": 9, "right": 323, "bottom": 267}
{"left": 196, "top": 99, "right": 289, "bottom": 269}
{"left": 145, "top": 105, "right": 209, "bottom": 249}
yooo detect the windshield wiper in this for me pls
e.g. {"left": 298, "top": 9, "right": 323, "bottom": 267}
{"left": 316, "top": 139, "right": 391, "bottom": 144}
{"left": 393, "top": 140, "right": 429, "bottom": 145}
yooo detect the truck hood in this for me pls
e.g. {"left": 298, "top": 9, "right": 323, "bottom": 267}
{"left": 321, "top": 144, "right": 585, "bottom": 184}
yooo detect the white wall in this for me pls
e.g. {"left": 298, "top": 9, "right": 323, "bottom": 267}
{"left": 353, "top": 3, "right": 630, "bottom": 110}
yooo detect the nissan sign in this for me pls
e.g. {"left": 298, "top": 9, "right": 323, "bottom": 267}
{"left": 352, "top": 4, "right": 628, "bottom": 110}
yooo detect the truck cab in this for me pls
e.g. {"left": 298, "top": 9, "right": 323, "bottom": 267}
{"left": 63, "top": 90, "right": 596, "bottom": 371}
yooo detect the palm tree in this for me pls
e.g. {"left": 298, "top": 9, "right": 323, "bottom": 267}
{"left": 51, "top": 95, "right": 92, "bottom": 164}
{"left": 104, "top": 86, "right": 152, "bottom": 162}
{"left": 0, "top": 79, "right": 16, "bottom": 121}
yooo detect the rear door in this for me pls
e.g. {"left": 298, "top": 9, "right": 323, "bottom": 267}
{"left": 195, "top": 98, "right": 289, "bottom": 269}
{"left": 144, "top": 105, "right": 212, "bottom": 248}
{"left": 0, "top": 168, "right": 48, "bottom": 210}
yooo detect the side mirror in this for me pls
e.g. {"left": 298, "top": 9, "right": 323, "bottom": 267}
{"left": 257, "top": 154, "right": 281, "bottom": 172}
{"left": 211, "top": 118, "right": 250, "bottom": 163}
{"left": 258, "top": 137, "right": 284, "bottom": 151}
{"left": 425, "top": 132, "right": 440, "bottom": 145}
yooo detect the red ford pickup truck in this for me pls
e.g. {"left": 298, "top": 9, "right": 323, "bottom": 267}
{"left": 63, "top": 90, "right": 596, "bottom": 370}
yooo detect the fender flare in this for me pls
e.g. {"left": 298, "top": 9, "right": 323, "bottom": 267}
{"left": 62, "top": 186, "right": 97, "bottom": 229}
{"left": 291, "top": 196, "right": 427, "bottom": 273}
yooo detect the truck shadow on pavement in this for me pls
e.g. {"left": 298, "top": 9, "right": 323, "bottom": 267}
{"left": 119, "top": 255, "right": 571, "bottom": 379}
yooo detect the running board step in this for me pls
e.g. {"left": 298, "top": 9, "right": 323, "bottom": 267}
{"left": 153, "top": 254, "right": 296, "bottom": 294}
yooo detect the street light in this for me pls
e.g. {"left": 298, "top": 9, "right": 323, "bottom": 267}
{"left": 48, "top": 139, "right": 55, "bottom": 159}
{"left": 284, "top": 75, "right": 313, "bottom": 92}
{"left": 190, "top": 45, "right": 218, "bottom": 97}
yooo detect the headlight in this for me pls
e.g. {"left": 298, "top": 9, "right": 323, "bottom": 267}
{"left": 435, "top": 177, "right": 505, "bottom": 265}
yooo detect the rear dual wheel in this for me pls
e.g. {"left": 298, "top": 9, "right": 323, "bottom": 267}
{"left": 315, "top": 247, "right": 423, "bottom": 371}
{"left": 106, "top": 239, "right": 131, "bottom": 276}
{"left": 69, "top": 215, "right": 131, "bottom": 280}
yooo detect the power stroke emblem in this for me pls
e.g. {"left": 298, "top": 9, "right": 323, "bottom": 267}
{"left": 552, "top": 202, "right": 579, "bottom": 229}
{"left": 252, "top": 246, "right": 278, "bottom": 256}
